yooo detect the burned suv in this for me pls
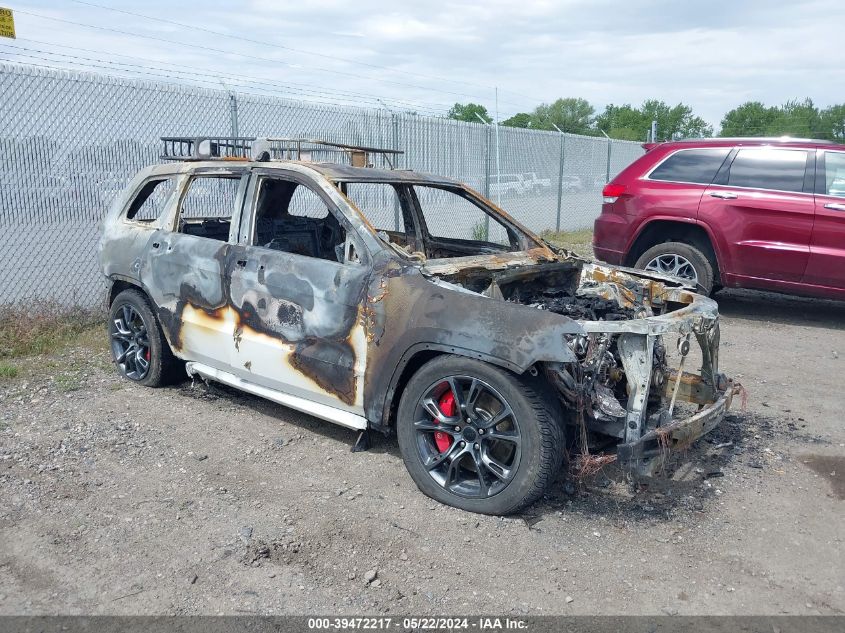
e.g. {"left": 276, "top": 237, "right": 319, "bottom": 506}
{"left": 99, "top": 137, "right": 739, "bottom": 515}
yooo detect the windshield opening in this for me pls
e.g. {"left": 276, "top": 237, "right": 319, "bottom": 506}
{"left": 338, "top": 181, "right": 540, "bottom": 260}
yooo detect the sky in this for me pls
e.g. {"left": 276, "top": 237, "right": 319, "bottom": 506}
{"left": 2, "top": 0, "right": 843, "bottom": 129}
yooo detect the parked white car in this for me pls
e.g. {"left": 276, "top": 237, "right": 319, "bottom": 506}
{"left": 522, "top": 172, "right": 552, "bottom": 193}
{"left": 488, "top": 173, "right": 527, "bottom": 198}
{"left": 561, "top": 175, "right": 584, "bottom": 193}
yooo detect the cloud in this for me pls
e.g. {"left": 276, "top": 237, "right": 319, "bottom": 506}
{"left": 358, "top": 14, "right": 480, "bottom": 43}
{"left": 6, "top": 0, "right": 844, "bottom": 127}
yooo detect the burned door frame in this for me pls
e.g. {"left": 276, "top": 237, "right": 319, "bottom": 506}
{"left": 226, "top": 167, "right": 372, "bottom": 419}
{"left": 140, "top": 166, "right": 249, "bottom": 369}
{"left": 406, "top": 184, "right": 528, "bottom": 257}
{"left": 336, "top": 180, "right": 424, "bottom": 253}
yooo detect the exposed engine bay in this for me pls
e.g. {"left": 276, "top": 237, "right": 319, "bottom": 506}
{"left": 431, "top": 260, "right": 658, "bottom": 321}
{"left": 530, "top": 292, "right": 637, "bottom": 322}
{"left": 426, "top": 256, "right": 733, "bottom": 475}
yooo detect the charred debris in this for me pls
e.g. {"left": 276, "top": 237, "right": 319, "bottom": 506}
{"left": 426, "top": 257, "right": 688, "bottom": 459}
{"left": 427, "top": 259, "right": 653, "bottom": 322}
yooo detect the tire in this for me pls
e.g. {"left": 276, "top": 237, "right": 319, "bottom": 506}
{"left": 634, "top": 241, "right": 715, "bottom": 295}
{"left": 108, "top": 289, "right": 179, "bottom": 387}
{"left": 396, "top": 356, "right": 564, "bottom": 515}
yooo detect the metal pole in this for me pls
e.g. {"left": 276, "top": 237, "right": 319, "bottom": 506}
{"left": 473, "top": 111, "right": 491, "bottom": 200}
{"left": 392, "top": 114, "right": 401, "bottom": 230}
{"left": 484, "top": 123, "right": 490, "bottom": 239}
{"left": 379, "top": 99, "right": 402, "bottom": 232}
{"left": 599, "top": 128, "right": 611, "bottom": 184}
{"left": 484, "top": 125, "right": 491, "bottom": 199}
{"left": 473, "top": 111, "right": 492, "bottom": 240}
{"left": 552, "top": 123, "right": 565, "bottom": 233}
{"left": 218, "top": 78, "right": 239, "bottom": 141}
{"left": 392, "top": 116, "right": 399, "bottom": 164}
{"left": 651, "top": 119, "right": 657, "bottom": 143}
{"left": 229, "top": 93, "right": 239, "bottom": 139}
{"left": 494, "top": 87, "right": 501, "bottom": 208}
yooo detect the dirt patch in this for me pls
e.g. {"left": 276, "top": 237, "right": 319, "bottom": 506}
{"left": 801, "top": 455, "right": 845, "bottom": 500}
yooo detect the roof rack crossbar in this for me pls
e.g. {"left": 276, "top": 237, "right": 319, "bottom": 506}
{"left": 159, "top": 136, "right": 403, "bottom": 168}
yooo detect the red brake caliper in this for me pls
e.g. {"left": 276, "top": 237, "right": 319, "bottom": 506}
{"left": 433, "top": 390, "right": 456, "bottom": 453}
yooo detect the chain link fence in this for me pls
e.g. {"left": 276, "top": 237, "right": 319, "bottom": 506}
{"left": 0, "top": 62, "right": 643, "bottom": 308}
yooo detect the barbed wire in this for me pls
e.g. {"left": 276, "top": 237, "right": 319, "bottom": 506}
{"left": 0, "top": 44, "right": 450, "bottom": 116}
{"left": 14, "top": 7, "right": 535, "bottom": 113}
{"left": 6, "top": 39, "right": 459, "bottom": 115}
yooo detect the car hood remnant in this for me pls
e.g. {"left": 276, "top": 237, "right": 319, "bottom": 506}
{"left": 422, "top": 251, "right": 740, "bottom": 477}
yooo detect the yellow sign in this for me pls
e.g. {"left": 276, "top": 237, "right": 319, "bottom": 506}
{"left": 0, "top": 7, "right": 15, "bottom": 39}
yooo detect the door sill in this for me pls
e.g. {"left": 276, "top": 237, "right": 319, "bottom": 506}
{"left": 184, "top": 361, "right": 368, "bottom": 431}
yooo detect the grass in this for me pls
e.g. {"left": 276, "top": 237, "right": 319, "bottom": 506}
{"left": 0, "top": 362, "right": 19, "bottom": 380}
{"left": 55, "top": 371, "right": 84, "bottom": 392}
{"left": 471, "top": 220, "right": 488, "bottom": 242}
{"left": 0, "top": 303, "right": 104, "bottom": 360}
{"left": 540, "top": 228, "right": 595, "bottom": 258}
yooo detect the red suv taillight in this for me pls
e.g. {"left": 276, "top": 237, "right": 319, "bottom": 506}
{"left": 602, "top": 183, "right": 626, "bottom": 203}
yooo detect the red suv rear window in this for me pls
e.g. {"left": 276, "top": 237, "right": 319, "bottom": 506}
{"left": 648, "top": 148, "right": 731, "bottom": 184}
{"left": 725, "top": 148, "right": 808, "bottom": 192}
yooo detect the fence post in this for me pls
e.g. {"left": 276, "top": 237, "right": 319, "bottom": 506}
{"left": 393, "top": 115, "right": 403, "bottom": 231}
{"left": 552, "top": 124, "right": 565, "bottom": 233}
{"left": 483, "top": 124, "right": 491, "bottom": 200}
{"left": 474, "top": 112, "right": 492, "bottom": 240}
{"left": 228, "top": 93, "right": 239, "bottom": 138}
{"left": 392, "top": 112, "right": 399, "bottom": 163}
{"left": 378, "top": 101, "right": 403, "bottom": 232}
{"left": 605, "top": 136, "right": 612, "bottom": 184}
{"left": 484, "top": 124, "right": 491, "bottom": 239}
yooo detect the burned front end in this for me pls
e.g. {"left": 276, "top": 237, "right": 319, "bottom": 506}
{"left": 427, "top": 255, "right": 740, "bottom": 477}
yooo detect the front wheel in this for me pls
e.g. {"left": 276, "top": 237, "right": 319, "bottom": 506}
{"left": 397, "top": 356, "right": 564, "bottom": 515}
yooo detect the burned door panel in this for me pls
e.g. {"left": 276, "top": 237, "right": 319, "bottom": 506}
{"left": 227, "top": 246, "right": 370, "bottom": 412}
{"left": 141, "top": 230, "right": 233, "bottom": 368}
{"left": 228, "top": 172, "right": 370, "bottom": 413}
{"left": 139, "top": 170, "right": 248, "bottom": 368}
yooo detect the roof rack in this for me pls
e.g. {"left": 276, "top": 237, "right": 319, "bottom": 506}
{"left": 667, "top": 136, "right": 837, "bottom": 144}
{"left": 160, "top": 136, "right": 403, "bottom": 168}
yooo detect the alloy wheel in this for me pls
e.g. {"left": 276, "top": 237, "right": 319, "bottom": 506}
{"left": 413, "top": 376, "right": 521, "bottom": 499}
{"left": 644, "top": 253, "right": 699, "bottom": 284}
{"left": 109, "top": 303, "right": 151, "bottom": 380}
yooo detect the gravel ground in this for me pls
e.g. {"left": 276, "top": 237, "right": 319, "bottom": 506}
{"left": 0, "top": 289, "right": 843, "bottom": 616}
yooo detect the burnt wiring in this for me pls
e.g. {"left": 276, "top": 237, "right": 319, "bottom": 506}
{"left": 547, "top": 334, "right": 624, "bottom": 479}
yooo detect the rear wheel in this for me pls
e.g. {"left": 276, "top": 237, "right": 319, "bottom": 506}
{"left": 635, "top": 241, "right": 715, "bottom": 295}
{"left": 397, "top": 356, "right": 563, "bottom": 515}
{"left": 108, "top": 289, "right": 178, "bottom": 387}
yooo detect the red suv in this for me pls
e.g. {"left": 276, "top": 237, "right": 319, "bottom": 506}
{"left": 593, "top": 137, "right": 845, "bottom": 300}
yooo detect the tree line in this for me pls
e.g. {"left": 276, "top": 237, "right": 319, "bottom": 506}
{"left": 446, "top": 98, "right": 845, "bottom": 142}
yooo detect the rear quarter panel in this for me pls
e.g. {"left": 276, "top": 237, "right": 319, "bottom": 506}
{"left": 594, "top": 147, "right": 711, "bottom": 260}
